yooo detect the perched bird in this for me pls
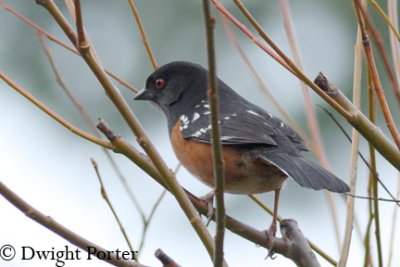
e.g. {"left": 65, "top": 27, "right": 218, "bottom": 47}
{"left": 134, "top": 61, "right": 350, "bottom": 238}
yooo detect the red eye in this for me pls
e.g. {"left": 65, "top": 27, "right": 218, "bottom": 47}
{"left": 155, "top": 78, "right": 165, "bottom": 89}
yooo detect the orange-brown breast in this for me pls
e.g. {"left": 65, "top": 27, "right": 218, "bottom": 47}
{"left": 170, "top": 123, "right": 287, "bottom": 194}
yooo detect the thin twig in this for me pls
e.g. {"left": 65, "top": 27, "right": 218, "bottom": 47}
{"left": 127, "top": 0, "right": 158, "bottom": 69}
{"left": 318, "top": 105, "right": 399, "bottom": 207}
{"left": 369, "top": 0, "right": 400, "bottom": 41}
{"left": 367, "top": 70, "right": 384, "bottom": 267}
{"left": 202, "top": 1, "right": 226, "bottom": 267}
{"left": 387, "top": 0, "right": 400, "bottom": 102}
{"left": 338, "top": 26, "right": 362, "bottom": 266}
{"left": 387, "top": 173, "right": 400, "bottom": 267}
{"left": 346, "top": 193, "right": 399, "bottom": 203}
{"left": 154, "top": 249, "right": 182, "bottom": 267}
{"left": 0, "top": 180, "right": 143, "bottom": 267}
{"left": 363, "top": 213, "right": 374, "bottom": 267}
{"left": 91, "top": 159, "right": 136, "bottom": 258}
{"left": 138, "top": 189, "right": 167, "bottom": 254}
{"left": 74, "top": 0, "right": 86, "bottom": 45}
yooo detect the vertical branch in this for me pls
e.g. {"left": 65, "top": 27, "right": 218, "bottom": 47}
{"left": 353, "top": 0, "right": 400, "bottom": 149}
{"left": 357, "top": 0, "right": 400, "bottom": 105}
{"left": 387, "top": 0, "right": 400, "bottom": 92}
{"left": 91, "top": 159, "right": 136, "bottom": 257}
{"left": 368, "top": 71, "right": 384, "bottom": 267}
{"left": 337, "top": 26, "right": 362, "bottom": 267}
{"left": 74, "top": 0, "right": 86, "bottom": 45}
{"left": 127, "top": 0, "right": 158, "bottom": 70}
{"left": 202, "top": 1, "right": 226, "bottom": 267}
{"left": 386, "top": 173, "right": 400, "bottom": 267}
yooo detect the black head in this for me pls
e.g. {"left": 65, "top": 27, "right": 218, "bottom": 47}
{"left": 134, "top": 61, "right": 209, "bottom": 127}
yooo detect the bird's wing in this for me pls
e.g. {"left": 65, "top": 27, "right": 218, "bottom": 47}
{"left": 179, "top": 101, "right": 307, "bottom": 150}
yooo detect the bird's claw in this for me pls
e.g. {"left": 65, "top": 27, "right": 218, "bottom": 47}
{"left": 264, "top": 226, "right": 277, "bottom": 260}
{"left": 199, "top": 192, "right": 215, "bottom": 226}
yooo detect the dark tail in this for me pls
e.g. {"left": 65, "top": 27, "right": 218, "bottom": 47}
{"left": 259, "top": 153, "right": 350, "bottom": 193}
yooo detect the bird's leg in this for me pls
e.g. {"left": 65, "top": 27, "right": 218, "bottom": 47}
{"left": 268, "top": 188, "right": 281, "bottom": 237}
{"left": 199, "top": 191, "right": 215, "bottom": 226}
{"left": 265, "top": 189, "right": 281, "bottom": 258}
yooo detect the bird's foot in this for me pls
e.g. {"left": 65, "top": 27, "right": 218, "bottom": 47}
{"left": 264, "top": 224, "right": 277, "bottom": 259}
{"left": 199, "top": 191, "right": 215, "bottom": 226}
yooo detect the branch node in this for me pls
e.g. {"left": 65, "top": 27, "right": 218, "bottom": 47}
{"left": 96, "top": 118, "right": 120, "bottom": 141}
{"left": 314, "top": 72, "right": 338, "bottom": 97}
{"left": 155, "top": 249, "right": 181, "bottom": 267}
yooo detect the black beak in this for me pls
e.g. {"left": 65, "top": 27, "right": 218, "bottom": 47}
{"left": 133, "top": 88, "right": 155, "bottom": 101}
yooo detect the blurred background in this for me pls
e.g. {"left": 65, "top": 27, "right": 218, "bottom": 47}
{"left": 1, "top": 0, "right": 399, "bottom": 266}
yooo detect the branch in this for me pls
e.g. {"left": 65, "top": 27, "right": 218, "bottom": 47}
{"left": 0, "top": 180, "right": 144, "bottom": 267}
{"left": 0, "top": 71, "right": 111, "bottom": 149}
{"left": 91, "top": 159, "right": 136, "bottom": 257}
{"left": 155, "top": 249, "right": 182, "bottom": 267}
{"left": 275, "top": 219, "right": 321, "bottom": 267}
{"left": 127, "top": 0, "right": 158, "bottom": 69}
{"left": 314, "top": 73, "right": 400, "bottom": 171}
{"left": 337, "top": 27, "right": 362, "bottom": 266}
{"left": 203, "top": 1, "right": 226, "bottom": 267}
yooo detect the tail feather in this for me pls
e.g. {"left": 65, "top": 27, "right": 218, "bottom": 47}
{"left": 260, "top": 153, "right": 350, "bottom": 193}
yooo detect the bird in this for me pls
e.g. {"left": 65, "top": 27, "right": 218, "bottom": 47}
{"left": 133, "top": 61, "right": 350, "bottom": 240}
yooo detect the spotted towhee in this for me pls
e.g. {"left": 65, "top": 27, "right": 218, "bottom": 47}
{"left": 134, "top": 61, "right": 350, "bottom": 237}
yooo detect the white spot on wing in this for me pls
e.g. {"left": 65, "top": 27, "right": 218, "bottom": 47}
{"left": 192, "top": 112, "right": 200, "bottom": 122}
{"left": 192, "top": 131, "right": 202, "bottom": 137}
{"left": 179, "top": 114, "right": 190, "bottom": 131}
{"left": 279, "top": 122, "right": 284, "bottom": 128}
{"left": 246, "top": 110, "right": 261, "bottom": 117}
{"left": 203, "top": 111, "right": 211, "bottom": 115}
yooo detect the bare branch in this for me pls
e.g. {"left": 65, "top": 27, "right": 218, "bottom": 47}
{"left": 0, "top": 180, "right": 144, "bottom": 267}
{"left": 203, "top": 1, "right": 226, "bottom": 267}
